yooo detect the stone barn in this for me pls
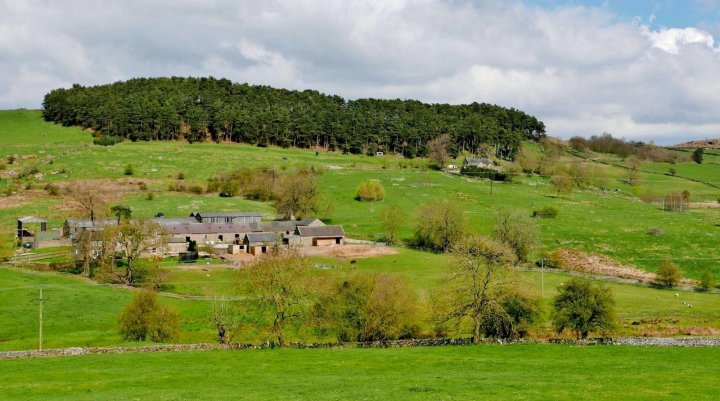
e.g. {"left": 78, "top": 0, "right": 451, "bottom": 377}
{"left": 243, "top": 232, "right": 280, "bottom": 255}
{"left": 295, "top": 225, "right": 345, "bottom": 246}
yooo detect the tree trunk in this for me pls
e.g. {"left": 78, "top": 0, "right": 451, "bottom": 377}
{"left": 473, "top": 316, "right": 481, "bottom": 343}
{"left": 126, "top": 259, "right": 134, "bottom": 286}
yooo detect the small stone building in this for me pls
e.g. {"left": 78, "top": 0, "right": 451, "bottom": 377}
{"left": 293, "top": 225, "right": 345, "bottom": 246}
{"left": 243, "top": 232, "right": 280, "bottom": 255}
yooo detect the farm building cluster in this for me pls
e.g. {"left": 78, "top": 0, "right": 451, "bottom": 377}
{"left": 18, "top": 211, "right": 345, "bottom": 258}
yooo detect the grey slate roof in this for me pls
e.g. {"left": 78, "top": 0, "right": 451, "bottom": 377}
{"left": 296, "top": 225, "right": 345, "bottom": 238}
{"left": 159, "top": 222, "right": 253, "bottom": 235}
{"left": 192, "top": 212, "right": 262, "bottom": 218}
{"left": 18, "top": 216, "right": 47, "bottom": 223}
{"left": 464, "top": 157, "right": 494, "bottom": 166}
{"left": 64, "top": 219, "right": 116, "bottom": 229}
{"left": 245, "top": 232, "right": 280, "bottom": 244}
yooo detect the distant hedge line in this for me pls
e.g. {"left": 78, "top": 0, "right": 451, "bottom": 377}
{"left": 42, "top": 77, "right": 545, "bottom": 159}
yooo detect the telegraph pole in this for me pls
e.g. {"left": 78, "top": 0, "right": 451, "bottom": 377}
{"left": 540, "top": 258, "right": 545, "bottom": 298}
{"left": 38, "top": 286, "right": 44, "bottom": 351}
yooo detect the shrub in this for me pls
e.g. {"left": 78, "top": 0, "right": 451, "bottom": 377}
{"left": 668, "top": 167, "right": 677, "bottom": 176}
{"left": 176, "top": 172, "right": 185, "bottom": 180}
{"left": 461, "top": 166, "right": 511, "bottom": 181}
{"left": 532, "top": 206, "right": 558, "bottom": 218}
{"left": 481, "top": 291, "right": 542, "bottom": 339}
{"left": 311, "top": 273, "right": 421, "bottom": 342}
{"left": 647, "top": 227, "right": 664, "bottom": 236}
{"left": 118, "top": 290, "right": 179, "bottom": 342}
{"left": 146, "top": 192, "right": 155, "bottom": 201}
{"left": 656, "top": 258, "right": 681, "bottom": 288}
{"left": 137, "top": 181, "right": 148, "bottom": 191}
{"left": 124, "top": 164, "right": 134, "bottom": 176}
{"left": 188, "top": 185, "right": 204, "bottom": 194}
{"left": 93, "top": 136, "right": 124, "bottom": 146}
{"left": 17, "top": 165, "right": 40, "bottom": 179}
{"left": 699, "top": 271, "right": 715, "bottom": 292}
{"left": 355, "top": 180, "right": 385, "bottom": 201}
{"left": 169, "top": 181, "right": 186, "bottom": 192}
{"left": 44, "top": 183, "right": 60, "bottom": 196}
{"left": 206, "top": 177, "right": 220, "bottom": 193}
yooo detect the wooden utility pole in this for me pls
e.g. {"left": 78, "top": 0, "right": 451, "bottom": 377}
{"left": 38, "top": 286, "right": 44, "bottom": 350}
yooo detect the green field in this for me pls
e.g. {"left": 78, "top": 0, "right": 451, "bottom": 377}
{"left": 2, "top": 345, "right": 719, "bottom": 400}
{"left": 3, "top": 252, "right": 719, "bottom": 351}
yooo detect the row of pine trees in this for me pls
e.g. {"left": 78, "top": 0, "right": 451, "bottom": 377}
{"left": 43, "top": 77, "right": 545, "bottom": 158}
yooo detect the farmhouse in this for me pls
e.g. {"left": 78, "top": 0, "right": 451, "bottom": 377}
{"left": 64, "top": 211, "right": 345, "bottom": 258}
{"left": 190, "top": 211, "right": 261, "bottom": 224}
{"left": 462, "top": 157, "right": 495, "bottom": 169}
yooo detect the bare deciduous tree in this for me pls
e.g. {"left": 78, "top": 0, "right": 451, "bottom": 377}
{"left": 426, "top": 134, "right": 451, "bottom": 170}
{"left": 117, "top": 220, "right": 168, "bottom": 286}
{"left": 274, "top": 171, "right": 329, "bottom": 220}
{"left": 625, "top": 156, "right": 642, "bottom": 186}
{"left": 69, "top": 181, "right": 109, "bottom": 223}
{"left": 74, "top": 229, "right": 95, "bottom": 277}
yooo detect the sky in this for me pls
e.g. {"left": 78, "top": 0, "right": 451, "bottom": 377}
{"left": 1, "top": 0, "right": 720, "bottom": 144}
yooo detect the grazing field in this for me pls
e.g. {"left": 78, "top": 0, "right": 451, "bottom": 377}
{"left": 2, "top": 252, "right": 719, "bottom": 351}
{"left": 2, "top": 345, "right": 720, "bottom": 400}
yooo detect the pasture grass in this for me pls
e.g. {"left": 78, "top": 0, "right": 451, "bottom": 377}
{"left": 1, "top": 345, "right": 719, "bottom": 400}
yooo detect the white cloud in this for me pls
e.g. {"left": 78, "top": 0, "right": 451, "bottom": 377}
{"left": 0, "top": 0, "right": 719, "bottom": 144}
{"left": 643, "top": 27, "right": 716, "bottom": 54}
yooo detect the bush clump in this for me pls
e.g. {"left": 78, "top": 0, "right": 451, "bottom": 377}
{"left": 655, "top": 258, "right": 681, "bottom": 288}
{"left": 699, "top": 271, "right": 715, "bottom": 292}
{"left": 119, "top": 290, "right": 179, "bottom": 342}
{"left": 94, "top": 136, "right": 124, "bottom": 146}
{"left": 532, "top": 206, "right": 558, "bottom": 218}
{"left": 461, "top": 165, "right": 511, "bottom": 181}
{"left": 355, "top": 180, "right": 385, "bottom": 201}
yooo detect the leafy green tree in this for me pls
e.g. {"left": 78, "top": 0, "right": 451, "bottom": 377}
{"left": 552, "top": 279, "right": 615, "bottom": 339}
{"left": 312, "top": 273, "right": 420, "bottom": 342}
{"left": 236, "top": 250, "right": 313, "bottom": 347}
{"left": 692, "top": 148, "right": 704, "bottom": 164}
{"left": 656, "top": 258, "right": 681, "bottom": 287}
{"left": 275, "top": 171, "right": 328, "bottom": 220}
{"left": 436, "top": 235, "right": 532, "bottom": 342}
{"left": 699, "top": 271, "right": 715, "bottom": 291}
{"left": 379, "top": 205, "right": 405, "bottom": 245}
{"left": 110, "top": 204, "right": 132, "bottom": 224}
{"left": 119, "top": 290, "right": 179, "bottom": 342}
{"left": 494, "top": 209, "right": 539, "bottom": 262}
{"left": 413, "top": 201, "right": 468, "bottom": 252}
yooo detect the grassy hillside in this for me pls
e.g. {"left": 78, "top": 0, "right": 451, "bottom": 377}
{"left": 0, "top": 109, "right": 718, "bottom": 278}
{"left": 2, "top": 345, "right": 720, "bottom": 400}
